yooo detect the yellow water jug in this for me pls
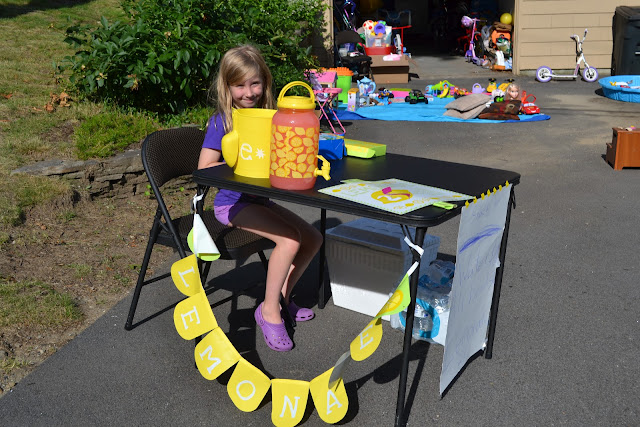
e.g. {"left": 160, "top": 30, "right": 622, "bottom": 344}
{"left": 221, "top": 108, "right": 277, "bottom": 179}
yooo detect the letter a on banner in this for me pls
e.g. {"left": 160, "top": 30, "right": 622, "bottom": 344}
{"left": 310, "top": 368, "right": 348, "bottom": 424}
{"left": 271, "top": 379, "right": 310, "bottom": 427}
{"left": 227, "top": 358, "right": 271, "bottom": 412}
{"left": 194, "top": 328, "right": 240, "bottom": 380}
{"left": 173, "top": 291, "right": 217, "bottom": 340}
{"left": 350, "top": 317, "right": 383, "bottom": 361}
{"left": 171, "top": 254, "right": 202, "bottom": 297}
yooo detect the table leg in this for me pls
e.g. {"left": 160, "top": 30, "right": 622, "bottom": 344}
{"left": 318, "top": 208, "right": 327, "bottom": 309}
{"left": 395, "top": 227, "right": 426, "bottom": 427}
{"left": 485, "top": 187, "right": 515, "bottom": 359}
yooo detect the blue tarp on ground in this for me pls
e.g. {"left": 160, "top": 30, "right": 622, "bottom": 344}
{"left": 335, "top": 97, "right": 551, "bottom": 123}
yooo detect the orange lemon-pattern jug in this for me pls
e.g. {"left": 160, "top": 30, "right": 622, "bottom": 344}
{"left": 270, "top": 81, "right": 330, "bottom": 190}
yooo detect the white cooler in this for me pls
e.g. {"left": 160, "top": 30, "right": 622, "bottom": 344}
{"left": 325, "top": 218, "right": 440, "bottom": 320}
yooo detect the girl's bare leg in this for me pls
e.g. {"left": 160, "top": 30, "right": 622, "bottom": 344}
{"left": 267, "top": 204, "right": 323, "bottom": 304}
{"left": 230, "top": 204, "right": 321, "bottom": 325}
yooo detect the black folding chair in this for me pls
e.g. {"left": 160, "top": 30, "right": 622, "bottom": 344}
{"left": 124, "top": 126, "right": 276, "bottom": 331}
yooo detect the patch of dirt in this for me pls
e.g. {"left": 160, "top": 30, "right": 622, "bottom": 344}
{"left": 0, "top": 186, "right": 193, "bottom": 396}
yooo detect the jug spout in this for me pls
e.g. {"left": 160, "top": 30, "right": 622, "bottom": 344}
{"left": 314, "top": 155, "right": 331, "bottom": 181}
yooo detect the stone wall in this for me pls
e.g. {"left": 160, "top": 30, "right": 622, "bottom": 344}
{"left": 10, "top": 149, "right": 194, "bottom": 199}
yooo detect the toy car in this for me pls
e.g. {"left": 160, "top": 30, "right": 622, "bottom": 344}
{"left": 405, "top": 89, "right": 428, "bottom": 104}
{"left": 377, "top": 87, "right": 395, "bottom": 99}
{"left": 521, "top": 93, "right": 540, "bottom": 114}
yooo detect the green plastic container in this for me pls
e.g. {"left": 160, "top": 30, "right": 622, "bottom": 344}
{"left": 336, "top": 75, "right": 352, "bottom": 103}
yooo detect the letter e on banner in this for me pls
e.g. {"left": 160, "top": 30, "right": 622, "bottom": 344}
{"left": 171, "top": 254, "right": 202, "bottom": 296}
{"left": 227, "top": 358, "right": 271, "bottom": 412}
{"left": 350, "top": 318, "right": 383, "bottom": 361}
{"left": 194, "top": 328, "right": 240, "bottom": 380}
{"left": 173, "top": 292, "right": 217, "bottom": 340}
{"left": 271, "top": 379, "right": 310, "bottom": 427}
{"left": 309, "top": 368, "right": 348, "bottom": 424}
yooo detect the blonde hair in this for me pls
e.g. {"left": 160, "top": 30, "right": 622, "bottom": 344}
{"left": 209, "top": 44, "right": 275, "bottom": 132}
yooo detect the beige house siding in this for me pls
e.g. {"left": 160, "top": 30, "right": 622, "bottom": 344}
{"left": 514, "top": 0, "right": 640, "bottom": 74}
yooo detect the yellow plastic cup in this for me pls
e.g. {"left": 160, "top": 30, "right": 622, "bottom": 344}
{"left": 221, "top": 108, "right": 277, "bottom": 179}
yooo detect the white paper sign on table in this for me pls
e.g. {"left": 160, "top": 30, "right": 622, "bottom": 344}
{"left": 440, "top": 185, "right": 511, "bottom": 395}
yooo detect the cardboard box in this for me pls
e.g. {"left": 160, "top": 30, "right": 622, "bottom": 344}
{"left": 347, "top": 88, "right": 359, "bottom": 112}
{"left": 606, "top": 127, "right": 640, "bottom": 170}
{"left": 326, "top": 218, "right": 440, "bottom": 320}
{"left": 370, "top": 54, "right": 410, "bottom": 84}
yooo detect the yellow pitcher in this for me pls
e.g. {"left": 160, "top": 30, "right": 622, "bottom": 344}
{"left": 221, "top": 108, "right": 277, "bottom": 179}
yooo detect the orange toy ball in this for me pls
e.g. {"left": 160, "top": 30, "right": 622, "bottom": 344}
{"left": 500, "top": 13, "right": 513, "bottom": 25}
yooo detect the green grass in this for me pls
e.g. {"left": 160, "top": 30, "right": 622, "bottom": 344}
{"left": 0, "top": 357, "right": 32, "bottom": 374}
{"left": 0, "top": 0, "right": 158, "bottom": 229}
{"left": 74, "top": 110, "right": 158, "bottom": 159}
{"left": 0, "top": 279, "right": 83, "bottom": 328}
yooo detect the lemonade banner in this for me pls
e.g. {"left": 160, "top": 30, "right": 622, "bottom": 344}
{"left": 170, "top": 222, "right": 425, "bottom": 426}
{"left": 318, "top": 178, "right": 473, "bottom": 215}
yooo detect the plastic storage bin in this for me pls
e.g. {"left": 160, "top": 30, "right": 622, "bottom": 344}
{"left": 611, "top": 6, "right": 640, "bottom": 75}
{"left": 325, "top": 218, "right": 440, "bottom": 320}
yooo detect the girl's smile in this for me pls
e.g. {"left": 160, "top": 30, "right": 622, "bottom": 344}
{"left": 230, "top": 75, "right": 264, "bottom": 108}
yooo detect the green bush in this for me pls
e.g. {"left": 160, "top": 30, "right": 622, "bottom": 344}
{"left": 56, "top": 0, "right": 327, "bottom": 114}
{"left": 73, "top": 111, "right": 158, "bottom": 159}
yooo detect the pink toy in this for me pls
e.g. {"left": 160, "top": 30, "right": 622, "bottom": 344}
{"left": 314, "top": 87, "right": 345, "bottom": 134}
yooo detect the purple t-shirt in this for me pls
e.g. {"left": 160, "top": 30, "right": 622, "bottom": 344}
{"left": 202, "top": 114, "right": 270, "bottom": 224}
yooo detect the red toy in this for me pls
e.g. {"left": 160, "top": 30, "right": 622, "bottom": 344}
{"left": 521, "top": 92, "right": 540, "bottom": 114}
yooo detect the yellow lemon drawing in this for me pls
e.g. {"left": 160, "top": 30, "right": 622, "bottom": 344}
{"left": 371, "top": 189, "right": 412, "bottom": 204}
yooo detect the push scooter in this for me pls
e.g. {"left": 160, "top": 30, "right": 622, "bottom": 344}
{"left": 461, "top": 15, "right": 485, "bottom": 65}
{"left": 536, "top": 29, "right": 598, "bottom": 83}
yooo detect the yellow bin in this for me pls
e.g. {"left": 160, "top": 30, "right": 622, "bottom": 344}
{"left": 221, "top": 108, "right": 277, "bottom": 179}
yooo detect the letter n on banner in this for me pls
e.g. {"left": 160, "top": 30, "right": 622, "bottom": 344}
{"left": 173, "top": 291, "right": 217, "bottom": 340}
{"left": 227, "top": 358, "right": 271, "bottom": 412}
{"left": 310, "top": 368, "right": 348, "bottom": 424}
{"left": 271, "top": 379, "right": 309, "bottom": 427}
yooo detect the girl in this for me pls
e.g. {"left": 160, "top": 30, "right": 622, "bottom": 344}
{"left": 198, "top": 45, "right": 323, "bottom": 352}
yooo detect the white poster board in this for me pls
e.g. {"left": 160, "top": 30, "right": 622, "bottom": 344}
{"left": 440, "top": 185, "right": 511, "bottom": 395}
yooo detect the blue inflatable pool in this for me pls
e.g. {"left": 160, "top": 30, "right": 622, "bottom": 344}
{"left": 599, "top": 75, "right": 640, "bottom": 103}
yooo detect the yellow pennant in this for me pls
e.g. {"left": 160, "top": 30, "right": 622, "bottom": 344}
{"left": 173, "top": 291, "right": 217, "bottom": 340}
{"left": 171, "top": 254, "right": 202, "bottom": 296}
{"left": 271, "top": 379, "right": 310, "bottom": 427}
{"left": 350, "top": 317, "right": 383, "bottom": 361}
{"left": 227, "top": 358, "right": 271, "bottom": 412}
{"left": 194, "top": 328, "right": 240, "bottom": 380}
{"left": 309, "top": 368, "right": 349, "bottom": 424}
{"left": 375, "top": 273, "right": 411, "bottom": 319}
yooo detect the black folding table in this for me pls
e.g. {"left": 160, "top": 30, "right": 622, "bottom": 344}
{"left": 193, "top": 153, "right": 520, "bottom": 426}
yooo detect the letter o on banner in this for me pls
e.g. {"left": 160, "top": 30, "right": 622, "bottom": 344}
{"left": 227, "top": 358, "right": 271, "bottom": 412}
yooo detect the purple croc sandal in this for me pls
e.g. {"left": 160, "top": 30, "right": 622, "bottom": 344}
{"left": 255, "top": 303, "right": 293, "bottom": 352}
{"left": 287, "top": 301, "right": 315, "bottom": 322}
